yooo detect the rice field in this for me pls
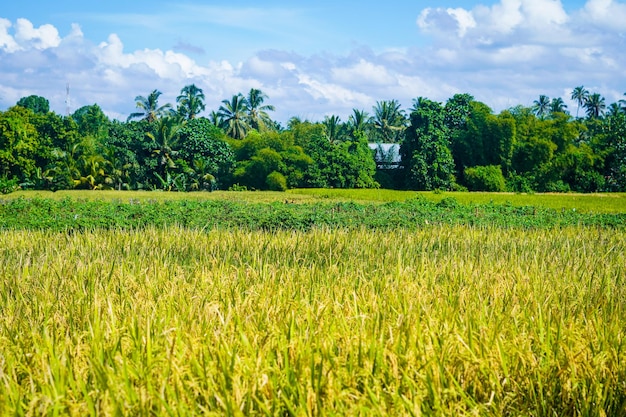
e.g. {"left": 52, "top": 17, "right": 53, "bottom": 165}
{"left": 1, "top": 226, "right": 625, "bottom": 415}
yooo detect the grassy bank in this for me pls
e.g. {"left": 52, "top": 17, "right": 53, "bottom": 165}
{"left": 4, "top": 189, "right": 626, "bottom": 214}
{"left": 1, "top": 195, "right": 625, "bottom": 231}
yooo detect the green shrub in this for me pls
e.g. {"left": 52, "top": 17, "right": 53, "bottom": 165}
{"left": 545, "top": 180, "right": 571, "bottom": 193}
{"left": 507, "top": 174, "right": 533, "bottom": 193}
{"left": 0, "top": 176, "right": 20, "bottom": 194}
{"left": 464, "top": 165, "right": 506, "bottom": 192}
{"left": 266, "top": 171, "right": 287, "bottom": 191}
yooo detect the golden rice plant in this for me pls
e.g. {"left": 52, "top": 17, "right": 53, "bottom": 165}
{"left": 0, "top": 226, "right": 624, "bottom": 415}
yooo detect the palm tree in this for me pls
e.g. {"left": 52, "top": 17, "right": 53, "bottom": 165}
{"left": 607, "top": 102, "right": 623, "bottom": 117}
{"left": 372, "top": 100, "right": 406, "bottom": 143}
{"left": 176, "top": 84, "right": 205, "bottom": 120}
{"left": 245, "top": 88, "right": 275, "bottom": 131}
{"left": 147, "top": 116, "right": 182, "bottom": 177}
{"left": 584, "top": 93, "right": 606, "bottom": 119}
{"left": 127, "top": 90, "right": 174, "bottom": 122}
{"left": 78, "top": 154, "right": 110, "bottom": 190}
{"left": 619, "top": 92, "right": 626, "bottom": 113}
{"left": 550, "top": 97, "right": 568, "bottom": 115}
{"left": 571, "top": 86, "right": 589, "bottom": 119}
{"left": 347, "top": 109, "right": 372, "bottom": 138}
{"left": 410, "top": 96, "right": 430, "bottom": 113}
{"left": 322, "top": 115, "right": 342, "bottom": 143}
{"left": 208, "top": 111, "right": 222, "bottom": 127}
{"left": 218, "top": 94, "right": 249, "bottom": 139}
{"left": 532, "top": 95, "right": 551, "bottom": 119}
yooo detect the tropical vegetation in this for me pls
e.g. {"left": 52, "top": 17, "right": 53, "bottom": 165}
{"left": 1, "top": 85, "right": 625, "bottom": 193}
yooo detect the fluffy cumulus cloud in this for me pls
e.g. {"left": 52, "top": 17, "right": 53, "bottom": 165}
{"left": 417, "top": 0, "right": 572, "bottom": 43}
{"left": 582, "top": 0, "right": 626, "bottom": 30}
{"left": 415, "top": 0, "right": 626, "bottom": 107}
{"left": 0, "top": 2, "right": 625, "bottom": 124}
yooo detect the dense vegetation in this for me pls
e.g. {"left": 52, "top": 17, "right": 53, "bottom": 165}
{"left": 1, "top": 86, "right": 625, "bottom": 194}
{"left": 1, "top": 193, "right": 625, "bottom": 232}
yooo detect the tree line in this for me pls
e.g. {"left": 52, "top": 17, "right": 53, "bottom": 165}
{"left": 0, "top": 85, "right": 625, "bottom": 194}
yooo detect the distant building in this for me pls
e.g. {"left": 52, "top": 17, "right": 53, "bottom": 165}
{"left": 368, "top": 143, "right": 402, "bottom": 169}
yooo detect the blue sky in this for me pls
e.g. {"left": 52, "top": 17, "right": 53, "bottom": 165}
{"left": 1, "top": 0, "right": 624, "bottom": 123}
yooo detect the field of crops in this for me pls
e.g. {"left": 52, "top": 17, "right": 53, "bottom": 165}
{"left": 1, "top": 191, "right": 625, "bottom": 415}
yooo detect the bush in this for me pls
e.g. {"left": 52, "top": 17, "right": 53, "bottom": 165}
{"left": 544, "top": 180, "right": 571, "bottom": 193}
{"left": 464, "top": 165, "right": 506, "bottom": 192}
{"left": 506, "top": 174, "right": 533, "bottom": 193}
{"left": 0, "top": 176, "right": 20, "bottom": 194}
{"left": 266, "top": 171, "right": 287, "bottom": 191}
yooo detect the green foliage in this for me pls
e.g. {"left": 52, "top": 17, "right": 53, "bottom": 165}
{"left": 1, "top": 195, "right": 625, "bottom": 231}
{"left": 450, "top": 101, "right": 516, "bottom": 178}
{"left": 176, "top": 118, "right": 233, "bottom": 189}
{"left": 464, "top": 165, "right": 506, "bottom": 192}
{"left": 176, "top": 84, "right": 206, "bottom": 120}
{"left": 2, "top": 87, "right": 625, "bottom": 194}
{"left": 402, "top": 98, "right": 456, "bottom": 190}
{"left": 0, "top": 176, "right": 19, "bottom": 194}
{"left": 266, "top": 171, "right": 287, "bottom": 191}
{"left": 16, "top": 95, "right": 50, "bottom": 114}
{"left": 0, "top": 106, "right": 41, "bottom": 180}
{"left": 372, "top": 99, "right": 407, "bottom": 143}
{"left": 127, "top": 89, "right": 174, "bottom": 122}
{"left": 234, "top": 147, "right": 284, "bottom": 190}
{"left": 72, "top": 104, "right": 110, "bottom": 140}
{"left": 218, "top": 93, "right": 249, "bottom": 139}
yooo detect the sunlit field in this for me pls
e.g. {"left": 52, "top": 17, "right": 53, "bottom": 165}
{"left": 288, "top": 188, "right": 626, "bottom": 214}
{"left": 6, "top": 188, "right": 626, "bottom": 213}
{"left": 1, "top": 226, "right": 625, "bottom": 415}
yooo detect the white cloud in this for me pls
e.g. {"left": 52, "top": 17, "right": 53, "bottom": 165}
{"left": 0, "top": 3, "right": 625, "bottom": 125}
{"left": 14, "top": 18, "right": 61, "bottom": 50}
{"left": 297, "top": 74, "right": 372, "bottom": 108}
{"left": 419, "top": 0, "right": 571, "bottom": 44}
{"left": 581, "top": 0, "right": 626, "bottom": 30}
{"left": 0, "top": 18, "right": 20, "bottom": 52}
{"left": 331, "top": 59, "right": 396, "bottom": 86}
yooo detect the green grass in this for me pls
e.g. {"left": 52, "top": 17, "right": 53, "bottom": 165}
{"left": 0, "top": 226, "right": 625, "bottom": 415}
{"left": 6, "top": 189, "right": 316, "bottom": 204}
{"left": 288, "top": 188, "right": 626, "bottom": 214}
{"left": 2, "top": 195, "right": 624, "bottom": 231}
{"left": 6, "top": 188, "right": 625, "bottom": 213}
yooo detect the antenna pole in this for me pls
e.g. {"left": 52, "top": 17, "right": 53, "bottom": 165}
{"left": 65, "top": 83, "right": 71, "bottom": 116}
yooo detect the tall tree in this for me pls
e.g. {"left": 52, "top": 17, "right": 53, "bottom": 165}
{"left": 218, "top": 94, "right": 250, "bottom": 140}
{"left": 372, "top": 100, "right": 406, "bottom": 143}
{"left": 245, "top": 88, "right": 275, "bottom": 131}
{"left": 347, "top": 109, "right": 372, "bottom": 138}
{"left": 16, "top": 95, "right": 50, "bottom": 115}
{"left": 550, "top": 97, "right": 568, "bottom": 115}
{"left": 177, "top": 118, "right": 234, "bottom": 189}
{"left": 0, "top": 106, "right": 41, "bottom": 180}
{"left": 532, "top": 95, "right": 551, "bottom": 119}
{"left": 208, "top": 111, "right": 221, "bottom": 127}
{"left": 127, "top": 90, "right": 174, "bottom": 122}
{"left": 72, "top": 104, "right": 110, "bottom": 140}
{"left": 146, "top": 116, "right": 182, "bottom": 179}
{"left": 176, "top": 84, "right": 205, "bottom": 120}
{"left": 571, "top": 86, "right": 589, "bottom": 119}
{"left": 322, "top": 115, "right": 342, "bottom": 143}
{"left": 607, "top": 103, "right": 623, "bottom": 117}
{"left": 584, "top": 93, "right": 606, "bottom": 119}
{"left": 401, "top": 98, "right": 455, "bottom": 190}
